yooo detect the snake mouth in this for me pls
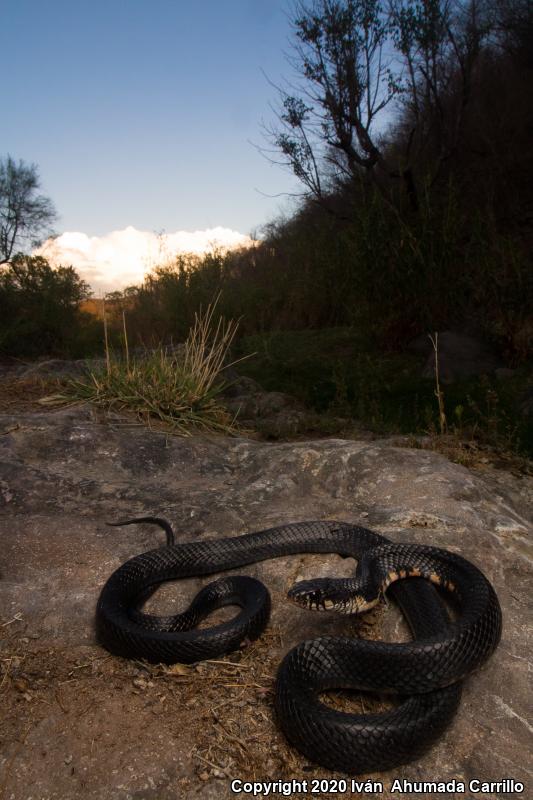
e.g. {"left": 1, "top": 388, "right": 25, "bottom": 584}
{"left": 287, "top": 579, "right": 377, "bottom": 614}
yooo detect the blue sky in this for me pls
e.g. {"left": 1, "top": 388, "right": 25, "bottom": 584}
{"left": 2, "top": 0, "right": 300, "bottom": 238}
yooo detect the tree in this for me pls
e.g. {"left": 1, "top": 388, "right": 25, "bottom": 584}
{"left": 266, "top": 0, "right": 396, "bottom": 200}
{"left": 491, "top": 0, "right": 533, "bottom": 59}
{"left": 266, "top": 0, "right": 493, "bottom": 211}
{"left": 1, "top": 254, "right": 91, "bottom": 303}
{"left": 390, "top": 0, "right": 493, "bottom": 184}
{"left": 0, "top": 254, "right": 92, "bottom": 356}
{"left": 0, "top": 156, "right": 57, "bottom": 264}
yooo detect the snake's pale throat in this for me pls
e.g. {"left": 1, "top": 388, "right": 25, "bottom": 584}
{"left": 287, "top": 580, "right": 380, "bottom": 614}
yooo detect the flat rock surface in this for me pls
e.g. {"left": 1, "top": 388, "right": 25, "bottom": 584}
{"left": 0, "top": 406, "right": 531, "bottom": 800}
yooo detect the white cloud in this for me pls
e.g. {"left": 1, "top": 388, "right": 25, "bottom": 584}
{"left": 35, "top": 225, "right": 254, "bottom": 295}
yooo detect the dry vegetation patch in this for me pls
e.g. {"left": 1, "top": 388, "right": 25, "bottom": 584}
{"left": 0, "top": 375, "right": 67, "bottom": 415}
{"left": 0, "top": 602, "right": 392, "bottom": 798}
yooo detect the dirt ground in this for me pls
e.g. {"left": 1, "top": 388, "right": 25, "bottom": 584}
{"left": 1, "top": 586, "right": 393, "bottom": 800}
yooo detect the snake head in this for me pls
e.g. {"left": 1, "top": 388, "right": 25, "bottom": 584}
{"left": 287, "top": 578, "right": 378, "bottom": 614}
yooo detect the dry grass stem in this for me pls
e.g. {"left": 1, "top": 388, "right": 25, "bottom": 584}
{"left": 429, "top": 332, "right": 447, "bottom": 435}
{"left": 122, "top": 309, "right": 130, "bottom": 372}
{"left": 102, "top": 298, "right": 111, "bottom": 377}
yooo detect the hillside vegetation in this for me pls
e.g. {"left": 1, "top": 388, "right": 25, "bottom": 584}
{"left": 0, "top": 1, "right": 531, "bottom": 459}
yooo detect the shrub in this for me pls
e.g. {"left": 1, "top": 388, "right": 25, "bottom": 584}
{"left": 0, "top": 254, "right": 97, "bottom": 357}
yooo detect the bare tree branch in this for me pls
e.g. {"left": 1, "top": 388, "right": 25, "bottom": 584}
{"left": 263, "top": 0, "right": 494, "bottom": 213}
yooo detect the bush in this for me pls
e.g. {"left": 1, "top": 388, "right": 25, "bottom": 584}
{"left": 0, "top": 254, "right": 100, "bottom": 358}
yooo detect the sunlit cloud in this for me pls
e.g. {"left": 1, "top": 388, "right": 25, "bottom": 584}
{"left": 35, "top": 225, "right": 254, "bottom": 295}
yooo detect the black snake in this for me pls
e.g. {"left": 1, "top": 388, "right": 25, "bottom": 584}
{"left": 96, "top": 518, "right": 502, "bottom": 773}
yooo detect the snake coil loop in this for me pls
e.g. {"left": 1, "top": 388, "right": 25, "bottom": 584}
{"left": 96, "top": 519, "right": 502, "bottom": 773}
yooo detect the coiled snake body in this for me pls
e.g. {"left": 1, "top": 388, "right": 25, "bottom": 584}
{"left": 96, "top": 519, "right": 502, "bottom": 773}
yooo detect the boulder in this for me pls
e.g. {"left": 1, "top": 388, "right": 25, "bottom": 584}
{"left": 0, "top": 405, "right": 530, "bottom": 799}
{"left": 18, "top": 358, "right": 104, "bottom": 380}
{"left": 220, "top": 374, "right": 312, "bottom": 437}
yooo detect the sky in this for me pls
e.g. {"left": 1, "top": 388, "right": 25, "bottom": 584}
{"left": 2, "top": 0, "right": 302, "bottom": 289}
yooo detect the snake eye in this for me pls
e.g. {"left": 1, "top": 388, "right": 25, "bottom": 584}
{"left": 288, "top": 579, "right": 344, "bottom": 611}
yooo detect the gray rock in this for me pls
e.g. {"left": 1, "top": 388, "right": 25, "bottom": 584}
{"left": 19, "top": 358, "right": 104, "bottom": 379}
{"left": 219, "top": 374, "right": 262, "bottom": 398}
{"left": 0, "top": 405, "right": 530, "bottom": 799}
{"left": 220, "top": 373, "right": 311, "bottom": 436}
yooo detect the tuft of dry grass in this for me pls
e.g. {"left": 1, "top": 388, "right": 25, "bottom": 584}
{"left": 63, "top": 300, "right": 248, "bottom": 436}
